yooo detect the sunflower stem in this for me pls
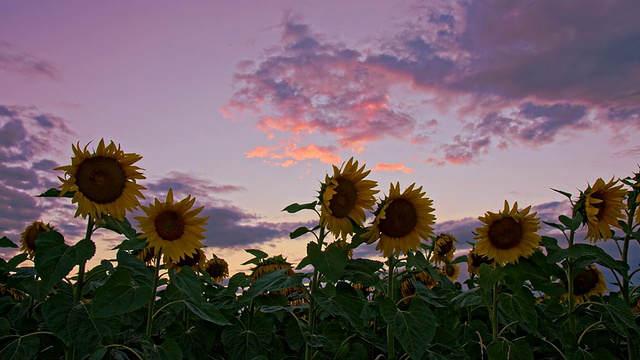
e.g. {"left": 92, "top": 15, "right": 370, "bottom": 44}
{"left": 623, "top": 193, "right": 638, "bottom": 360}
{"left": 387, "top": 254, "right": 396, "bottom": 360}
{"left": 305, "top": 226, "right": 325, "bottom": 360}
{"left": 145, "top": 248, "right": 163, "bottom": 337}
{"left": 491, "top": 282, "right": 499, "bottom": 341}
{"left": 73, "top": 216, "right": 94, "bottom": 304}
{"left": 567, "top": 223, "right": 577, "bottom": 337}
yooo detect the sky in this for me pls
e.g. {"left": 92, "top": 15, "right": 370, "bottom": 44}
{"left": 1, "top": 1, "right": 639, "bottom": 281}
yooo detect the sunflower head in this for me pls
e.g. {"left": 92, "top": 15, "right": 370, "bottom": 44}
{"left": 400, "top": 270, "right": 438, "bottom": 302}
{"left": 439, "top": 263, "right": 460, "bottom": 282}
{"left": 365, "top": 182, "right": 436, "bottom": 258}
{"left": 249, "top": 255, "right": 295, "bottom": 283}
{"left": 473, "top": 201, "right": 541, "bottom": 265}
{"left": 562, "top": 264, "right": 608, "bottom": 304}
{"left": 467, "top": 248, "right": 495, "bottom": 276}
{"left": 20, "top": 221, "right": 54, "bottom": 258}
{"left": 204, "top": 256, "right": 230, "bottom": 282}
{"left": 55, "top": 139, "right": 146, "bottom": 220}
{"left": 320, "top": 158, "right": 378, "bottom": 239}
{"left": 631, "top": 298, "right": 640, "bottom": 314}
{"left": 0, "top": 285, "right": 25, "bottom": 301}
{"left": 135, "top": 188, "right": 208, "bottom": 264}
{"left": 165, "top": 248, "right": 206, "bottom": 273}
{"left": 576, "top": 178, "right": 626, "bottom": 242}
{"left": 431, "top": 233, "right": 458, "bottom": 264}
{"left": 326, "top": 239, "right": 354, "bottom": 259}
{"left": 133, "top": 245, "right": 156, "bottom": 266}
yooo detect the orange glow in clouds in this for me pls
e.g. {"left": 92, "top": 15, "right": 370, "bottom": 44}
{"left": 372, "top": 163, "right": 415, "bottom": 174}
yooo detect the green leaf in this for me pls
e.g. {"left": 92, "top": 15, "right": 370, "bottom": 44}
{"left": 0, "top": 318, "right": 10, "bottom": 336}
{"left": 289, "top": 226, "right": 312, "bottom": 239}
{"left": 88, "top": 347, "right": 108, "bottom": 360}
{"left": 170, "top": 267, "right": 202, "bottom": 304}
{"left": 0, "top": 237, "right": 18, "bottom": 248}
{"left": 499, "top": 290, "right": 538, "bottom": 333}
{"left": 221, "top": 326, "right": 263, "bottom": 360}
{"left": 242, "top": 269, "right": 303, "bottom": 301}
{"left": 5, "top": 253, "right": 28, "bottom": 272}
{"left": 549, "top": 243, "right": 629, "bottom": 277}
{"left": 601, "top": 295, "right": 637, "bottom": 331}
{"left": 91, "top": 268, "right": 151, "bottom": 318}
{"left": 38, "top": 188, "right": 74, "bottom": 198}
{"left": 487, "top": 339, "right": 534, "bottom": 360}
{"left": 378, "top": 296, "right": 397, "bottom": 325}
{"left": 451, "top": 287, "right": 484, "bottom": 309}
{"left": 282, "top": 201, "right": 317, "bottom": 213}
{"left": 393, "top": 299, "right": 434, "bottom": 360}
{"left": 0, "top": 335, "right": 40, "bottom": 360}
{"left": 141, "top": 336, "right": 182, "bottom": 360}
{"left": 34, "top": 231, "right": 76, "bottom": 292}
{"left": 306, "top": 241, "right": 348, "bottom": 283}
{"left": 241, "top": 249, "right": 270, "bottom": 265}
{"left": 540, "top": 236, "right": 562, "bottom": 260}
{"left": 97, "top": 215, "right": 139, "bottom": 240}
{"left": 313, "top": 283, "right": 365, "bottom": 331}
{"left": 478, "top": 264, "right": 505, "bottom": 299}
{"left": 74, "top": 239, "right": 96, "bottom": 263}
{"left": 559, "top": 214, "right": 582, "bottom": 232}
{"left": 551, "top": 188, "right": 573, "bottom": 200}
{"left": 115, "top": 251, "right": 153, "bottom": 287}
{"left": 342, "top": 258, "right": 384, "bottom": 287}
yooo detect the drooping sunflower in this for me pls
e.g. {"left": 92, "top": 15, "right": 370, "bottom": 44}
{"left": 204, "top": 256, "right": 230, "bottom": 282}
{"left": 365, "top": 182, "right": 435, "bottom": 258}
{"left": 0, "top": 285, "right": 24, "bottom": 301}
{"left": 467, "top": 248, "right": 495, "bottom": 276}
{"left": 474, "top": 201, "right": 541, "bottom": 265}
{"left": 431, "top": 233, "right": 458, "bottom": 264}
{"left": 165, "top": 248, "right": 206, "bottom": 273}
{"left": 320, "top": 157, "right": 378, "bottom": 239}
{"left": 20, "top": 221, "right": 54, "bottom": 258}
{"left": 250, "top": 256, "right": 295, "bottom": 283}
{"left": 56, "top": 139, "right": 146, "bottom": 220}
{"left": 327, "top": 239, "right": 354, "bottom": 259}
{"left": 135, "top": 188, "right": 208, "bottom": 264}
{"left": 133, "top": 245, "right": 156, "bottom": 266}
{"left": 400, "top": 270, "right": 438, "bottom": 302}
{"left": 562, "top": 264, "right": 608, "bottom": 304}
{"left": 439, "top": 263, "right": 460, "bottom": 282}
{"left": 579, "top": 178, "right": 626, "bottom": 242}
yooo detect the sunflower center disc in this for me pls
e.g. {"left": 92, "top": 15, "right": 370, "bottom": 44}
{"left": 75, "top": 156, "right": 126, "bottom": 204}
{"left": 329, "top": 177, "right": 358, "bottom": 218}
{"left": 591, "top": 191, "right": 607, "bottom": 220}
{"left": 437, "top": 239, "right": 453, "bottom": 255}
{"left": 573, "top": 269, "right": 598, "bottom": 296}
{"left": 25, "top": 226, "right": 43, "bottom": 251}
{"left": 471, "top": 252, "right": 492, "bottom": 267}
{"left": 154, "top": 210, "right": 185, "bottom": 241}
{"left": 378, "top": 198, "right": 418, "bottom": 238}
{"left": 206, "top": 261, "right": 226, "bottom": 278}
{"left": 446, "top": 266, "right": 456, "bottom": 277}
{"left": 487, "top": 217, "right": 523, "bottom": 250}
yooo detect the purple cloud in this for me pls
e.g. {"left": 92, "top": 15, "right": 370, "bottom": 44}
{"left": 0, "top": 40, "right": 61, "bottom": 80}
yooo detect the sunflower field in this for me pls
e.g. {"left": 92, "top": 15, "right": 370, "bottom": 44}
{"left": 0, "top": 140, "right": 639, "bottom": 359}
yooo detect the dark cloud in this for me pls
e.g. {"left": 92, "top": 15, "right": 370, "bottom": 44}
{"left": 0, "top": 41, "right": 61, "bottom": 80}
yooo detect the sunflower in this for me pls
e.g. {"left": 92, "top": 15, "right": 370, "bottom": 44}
{"left": 467, "top": 248, "right": 495, "bottom": 276}
{"left": 439, "top": 263, "right": 460, "bottom": 282}
{"left": 135, "top": 188, "right": 208, "bottom": 264}
{"left": 400, "top": 270, "right": 438, "bottom": 302}
{"left": 250, "top": 256, "right": 295, "bottom": 282}
{"left": 165, "top": 248, "right": 206, "bottom": 273}
{"left": 562, "top": 264, "right": 608, "bottom": 304}
{"left": 204, "top": 256, "right": 230, "bottom": 282}
{"left": 320, "top": 158, "right": 378, "bottom": 239}
{"left": 365, "top": 182, "right": 435, "bottom": 258}
{"left": 133, "top": 245, "right": 156, "bottom": 266}
{"left": 20, "top": 221, "right": 54, "bottom": 258}
{"left": 0, "top": 285, "right": 25, "bottom": 300}
{"left": 631, "top": 298, "right": 640, "bottom": 314}
{"left": 579, "top": 178, "right": 626, "bottom": 242}
{"left": 327, "top": 239, "right": 354, "bottom": 259}
{"left": 431, "top": 233, "right": 458, "bottom": 264}
{"left": 56, "top": 139, "right": 145, "bottom": 220}
{"left": 474, "top": 201, "right": 541, "bottom": 265}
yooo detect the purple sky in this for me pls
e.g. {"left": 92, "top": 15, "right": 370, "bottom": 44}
{"left": 1, "top": 1, "right": 639, "bottom": 277}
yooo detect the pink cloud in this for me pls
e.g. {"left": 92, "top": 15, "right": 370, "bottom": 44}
{"left": 372, "top": 162, "right": 415, "bottom": 174}
{"left": 246, "top": 140, "right": 340, "bottom": 166}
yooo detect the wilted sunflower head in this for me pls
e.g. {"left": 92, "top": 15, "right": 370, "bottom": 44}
{"left": 55, "top": 139, "right": 146, "bottom": 220}
{"left": 467, "top": 248, "right": 495, "bottom": 276}
{"left": 135, "top": 188, "right": 208, "bottom": 264}
{"left": 562, "top": 264, "right": 608, "bottom": 304}
{"left": 250, "top": 255, "right": 295, "bottom": 283}
{"left": 439, "top": 263, "right": 460, "bottom": 282}
{"left": 631, "top": 298, "right": 640, "bottom": 314}
{"left": 165, "top": 248, "right": 206, "bottom": 273}
{"left": 327, "top": 240, "right": 354, "bottom": 259}
{"left": 365, "top": 182, "right": 436, "bottom": 258}
{"left": 20, "top": 221, "right": 54, "bottom": 258}
{"left": 204, "top": 256, "right": 230, "bottom": 282}
{"left": 400, "top": 270, "right": 438, "bottom": 302}
{"left": 320, "top": 157, "right": 378, "bottom": 239}
{"left": 133, "top": 245, "right": 156, "bottom": 266}
{"left": 577, "top": 178, "right": 626, "bottom": 242}
{"left": 0, "top": 285, "right": 25, "bottom": 300}
{"left": 431, "top": 233, "right": 458, "bottom": 264}
{"left": 473, "top": 201, "right": 541, "bottom": 265}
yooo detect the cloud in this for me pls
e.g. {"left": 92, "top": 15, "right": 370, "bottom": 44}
{"left": 0, "top": 41, "right": 61, "bottom": 80}
{"left": 246, "top": 140, "right": 341, "bottom": 166}
{"left": 372, "top": 162, "right": 415, "bottom": 174}
{"left": 225, "top": 2, "right": 640, "bottom": 167}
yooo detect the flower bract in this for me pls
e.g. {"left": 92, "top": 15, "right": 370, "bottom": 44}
{"left": 205, "top": 256, "right": 230, "bottom": 282}
{"left": 165, "top": 248, "right": 206, "bottom": 273}
{"left": 431, "top": 233, "right": 457, "bottom": 264}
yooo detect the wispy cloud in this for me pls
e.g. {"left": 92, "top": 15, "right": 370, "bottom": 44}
{"left": 0, "top": 41, "right": 61, "bottom": 80}
{"left": 372, "top": 162, "right": 415, "bottom": 174}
